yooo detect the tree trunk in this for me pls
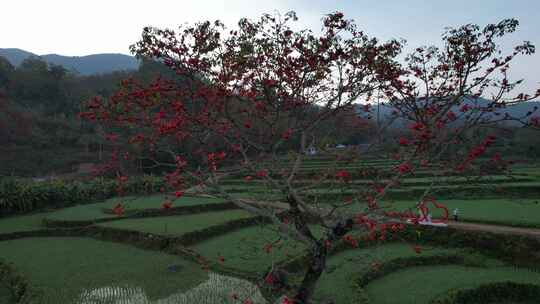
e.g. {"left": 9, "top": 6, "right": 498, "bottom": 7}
{"left": 293, "top": 243, "right": 327, "bottom": 304}
{"left": 292, "top": 218, "right": 354, "bottom": 303}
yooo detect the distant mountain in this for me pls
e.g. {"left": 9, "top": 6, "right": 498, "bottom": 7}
{"left": 357, "top": 98, "right": 540, "bottom": 127}
{"left": 0, "top": 48, "right": 138, "bottom": 75}
{"left": 0, "top": 48, "right": 38, "bottom": 66}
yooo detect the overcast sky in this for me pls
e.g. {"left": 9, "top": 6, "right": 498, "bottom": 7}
{"left": 2, "top": 0, "right": 539, "bottom": 93}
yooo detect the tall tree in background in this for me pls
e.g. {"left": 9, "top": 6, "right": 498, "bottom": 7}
{"left": 81, "top": 12, "right": 539, "bottom": 303}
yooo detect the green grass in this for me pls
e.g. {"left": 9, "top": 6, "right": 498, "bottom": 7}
{"left": 0, "top": 213, "right": 48, "bottom": 234}
{"left": 365, "top": 265, "right": 540, "bottom": 304}
{"left": 97, "top": 210, "right": 253, "bottom": 236}
{"left": 0, "top": 237, "right": 208, "bottom": 303}
{"left": 390, "top": 198, "right": 540, "bottom": 227}
{"left": 45, "top": 194, "right": 227, "bottom": 221}
{"left": 192, "top": 224, "right": 324, "bottom": 274}
{"left": 313, "top": 243, "right": 464, "bottom": 304}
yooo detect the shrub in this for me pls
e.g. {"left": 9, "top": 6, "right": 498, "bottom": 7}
{"left": 0, "top": 175, "right": 164, "bottom": 216}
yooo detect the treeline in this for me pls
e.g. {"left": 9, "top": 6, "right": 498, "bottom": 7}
{"left": 0, "top": 55, "right": 376, "bottom": 177}
{"left": 2, "top": 54, "right": 533, "bottom": 178}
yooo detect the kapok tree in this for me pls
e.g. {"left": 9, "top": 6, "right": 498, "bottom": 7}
{"left": 80, "top": 12, "right": 539, "bottom": 304}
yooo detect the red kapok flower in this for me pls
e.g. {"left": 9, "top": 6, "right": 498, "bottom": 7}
{"left": 216, "top": 151, "right": 226, "bottom": 160}
{"left": 396, "top": 162, "right": 412, "bottom": 174}
{"left": 264, "top": 273, "right": 275, "bottom": 285}
{"left": 343, "top": 235, "right": 358, "bottom": 247}
{"left": 218, "top": 255, "right": 225, "bottom": 264}
{"left": 175, "top": 191, "right": 184, "bottom": 198}
{"left": 282, "top": 296, "right": 294, "bottom": 304}
{"left": 413, "top": 245, "right": 422, "bottom": 254}
{"left": 263, "top": 243, "right": 273, "bottom": 254}
{"left": 256, "top": 169, "right": 268, "bottom": 178}
{"left": 491, "top": 153, "right": 502, "bottom": 163}
{"left": 398, "top": 137, "right": 409, "bottom": 146}
{"left": 244, "top": 175, "right": 253, "bottom": 182}
{"left": 105, "top": 133, "right": 118, "bottom": 142}
{"left": 354, "top": 213, "right": 367, "bottom": 224}
{"left": 162, "top": 200, "right": 173, "bottom": 210}
{"left": 335, "top": 170, "right": 351, "bottom": 181}
{"left": 231, "top": 143, "right": 242, "bottom": 152}
{"left": 324, "top": 239, "right": 332, "bottom": 249}
{"left": 447, "top": 111, "right": 457, "bottom": 121}
{"left": 410, "top": 122, "right": 425, "bottom": 131}
{"left": 113, "top": 203, "right": 124, "bottom": 216}
{"left": 282, "top": 128, "right": 292, "bottom": 140}
{"left": 460, "top": 104, "right": 471, "bottom": 112}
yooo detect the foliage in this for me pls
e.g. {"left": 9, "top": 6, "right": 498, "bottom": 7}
{"left": 0, "top": 175, "right": 163, "bottom": 216}
{"left": 0, "top": 258, "right": 42, "bottom": 303}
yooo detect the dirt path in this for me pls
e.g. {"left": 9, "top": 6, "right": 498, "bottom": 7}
{"left": 448, "top": 221, "right": 540, "bottom": 239}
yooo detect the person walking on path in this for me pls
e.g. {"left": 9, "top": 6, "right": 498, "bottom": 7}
{"left": 453, "top": 208, "right": 459, "bottom": 221}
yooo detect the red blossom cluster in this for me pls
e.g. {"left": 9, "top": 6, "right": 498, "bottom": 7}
{"left": 256, "top": 169, "right": 269, "bottom": 178}
{"left": 113, "top": 203, "right": 124, "bottom": 216}
{"left": 342, "top": 234, "right": 358, "bottom": 247}
{"left": 263, "top": 243, "right": 273, "bottom": 254}
{"left": 396, "top": 162, "right": 412, "bottom": 174}
{"left": 207, "top": 151, "right": 226, "bottom": 171}
{"left": 161, "top": 200, "right": 173, "bottom": 210}
{"left": 335, "top": 170, "right": 351, "bottom": 182}
{"left": 398, "top": 137, "right": 409, "bottom": 146}
{"left": 456, "top": 135, "right": 496, "bottom": 172}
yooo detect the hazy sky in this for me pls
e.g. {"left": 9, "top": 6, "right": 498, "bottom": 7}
{"left": 2, "top": 0, "right": 539, "bottom": 93}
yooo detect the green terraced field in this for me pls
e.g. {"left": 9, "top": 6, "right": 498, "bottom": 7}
{"left": 0, "top": 237, "right": 208, "bottom": 303}
{"left": 365, "top": 265, "right": 540, "bottom": 304}
{"left": 1, "top": 160, "right": 539, "bottom": 303}
{"left": 390, "top": 198, "right": 540, "bottom": 227}
{"left": 314, "top": 243, "right": 466, "bottom": 304}
{"left": 97, "top": 210, "right": 253, "bottom": 236}
{"left": 45, "top": 195, "right": 227, "bottom": 221}
{"left": 0, "top": 213, "right": 48, "bottom": 234}
{"left": 192, "top": 225, "right": 325, "bottom": 274}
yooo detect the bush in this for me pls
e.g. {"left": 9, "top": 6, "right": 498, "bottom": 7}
{"left": 0, "top": 175, "right": 164, "bottom": 216}
{"left": 0, "top": 259, "right": 42, "bottom": 303}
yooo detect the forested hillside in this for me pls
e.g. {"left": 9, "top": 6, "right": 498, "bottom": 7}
{"left": 0, "top": 56, "right": 168, "bottom": 177}
{"left": 1, "top": 54, "right": 537, "bottom": 178}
